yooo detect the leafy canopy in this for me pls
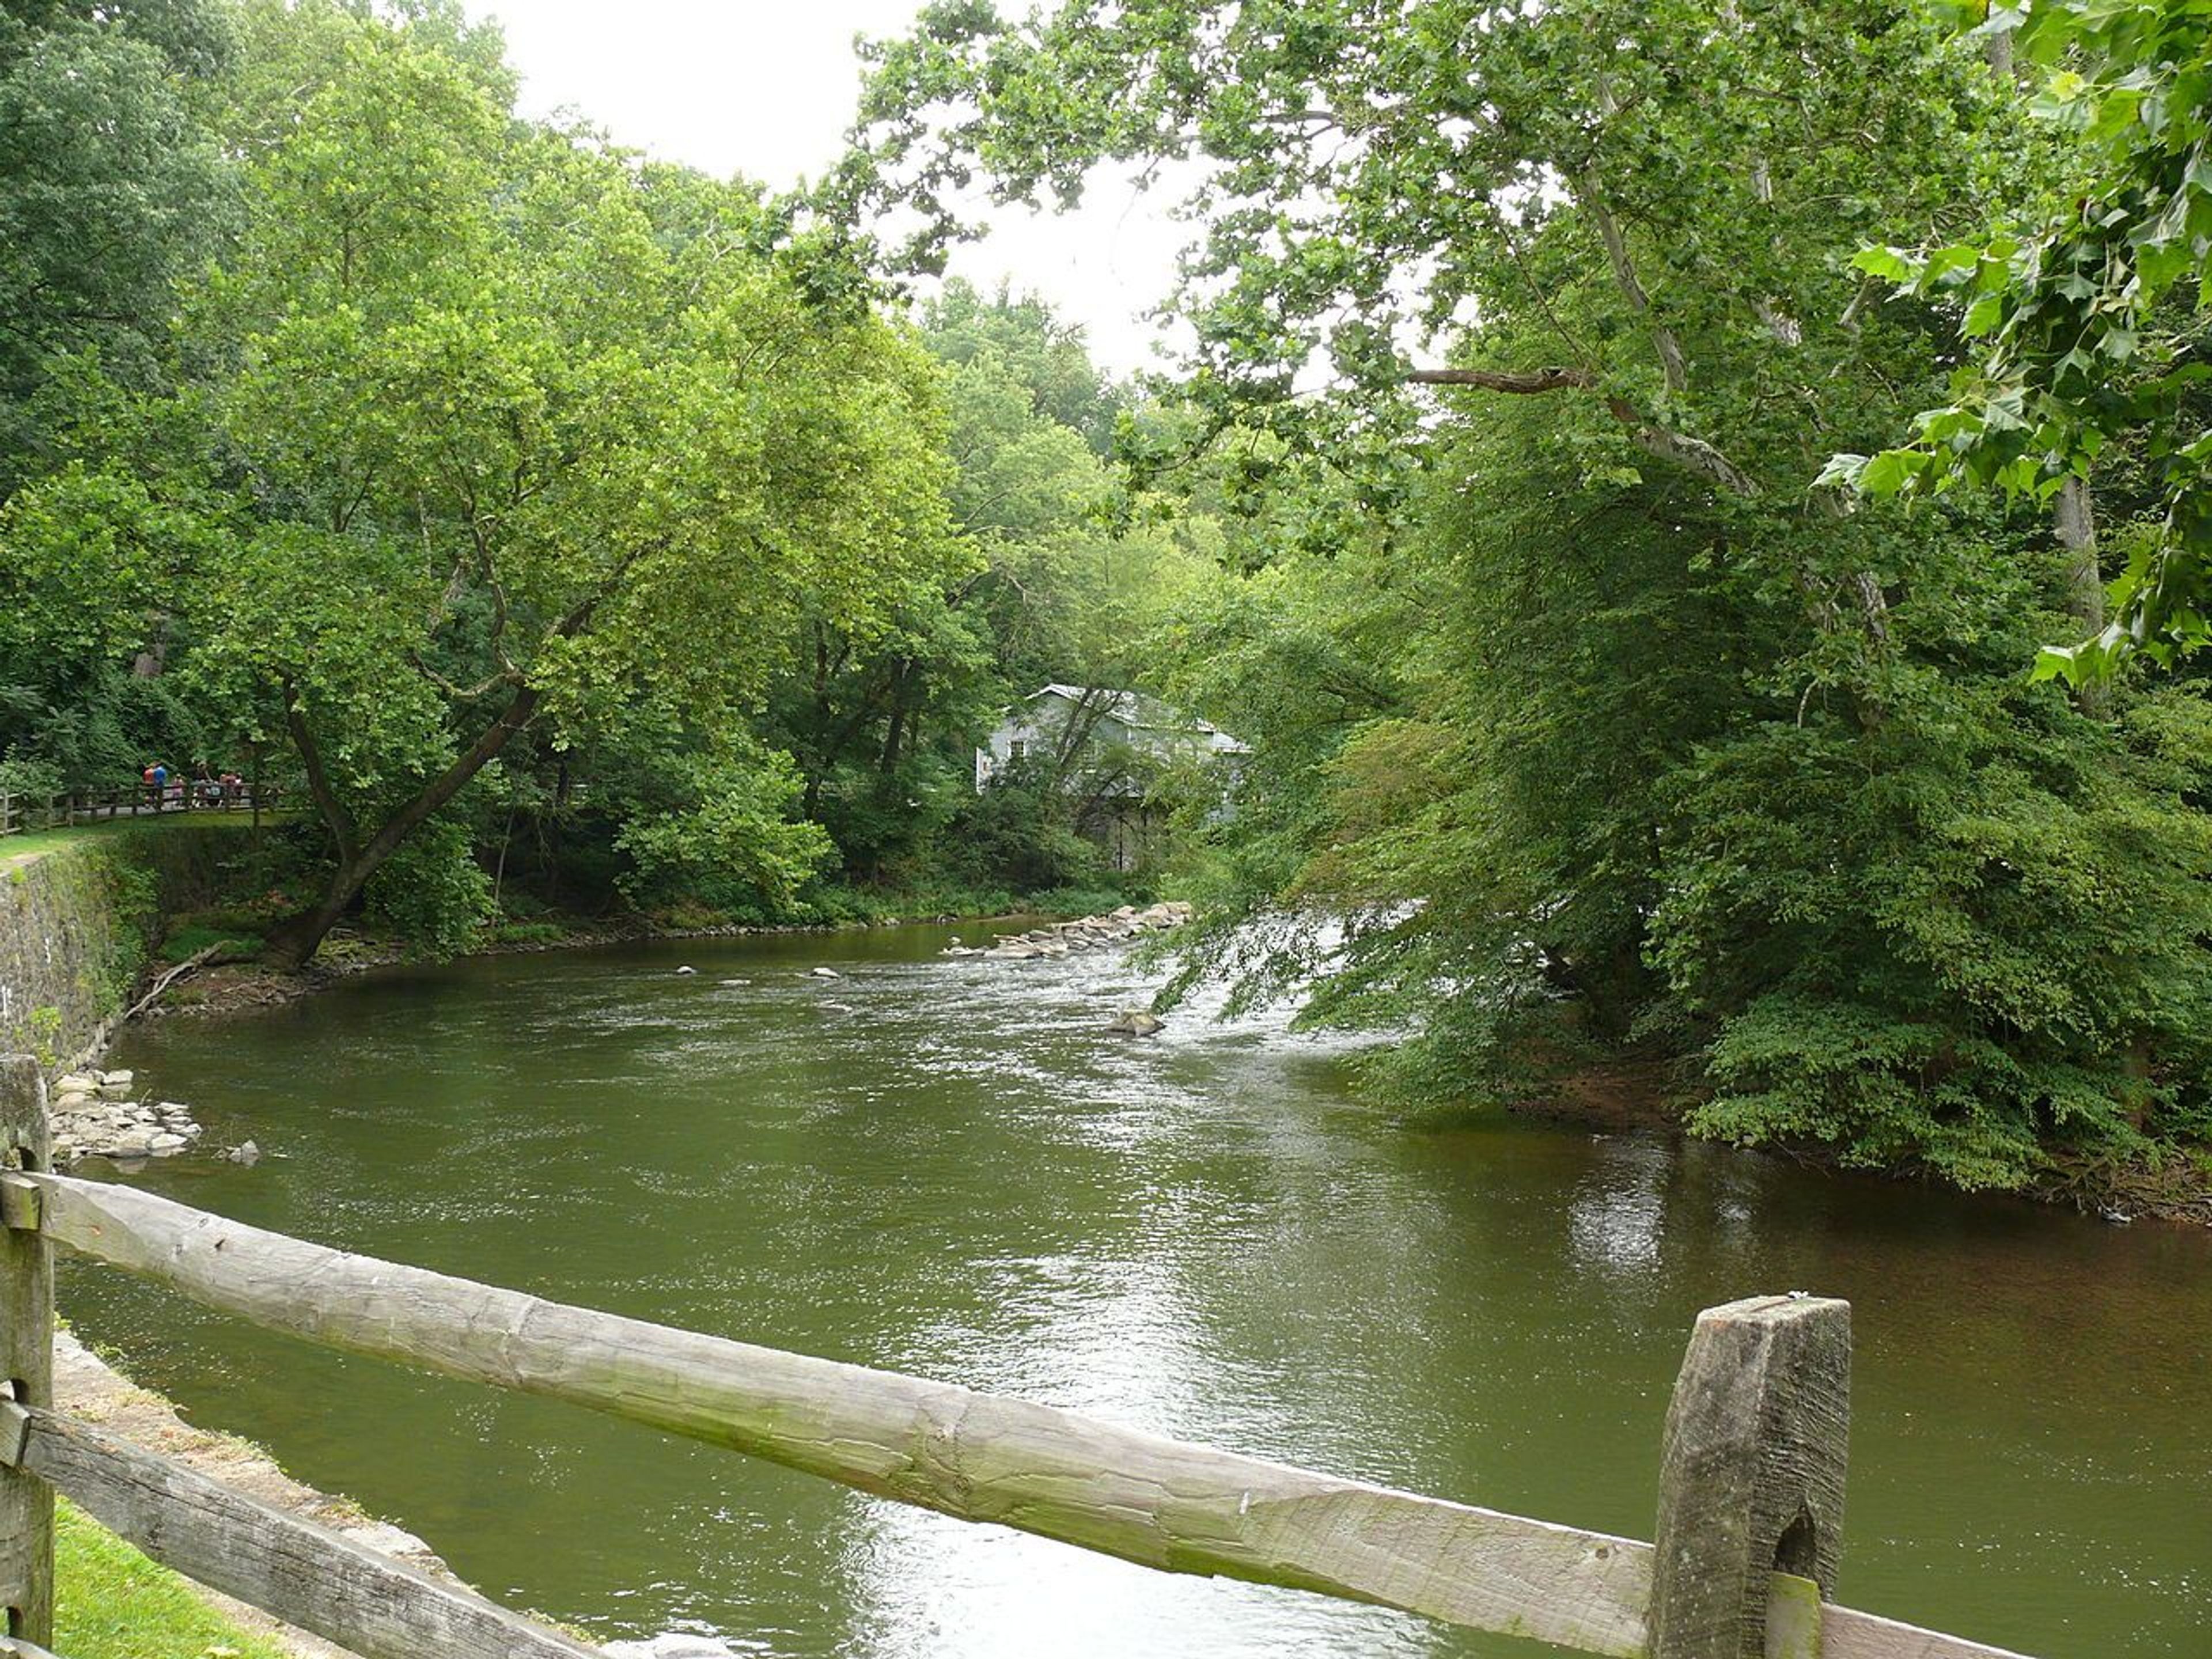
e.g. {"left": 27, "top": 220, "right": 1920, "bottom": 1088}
{"left": 1843, "top": 1, "right": 2212, "bottom": 680}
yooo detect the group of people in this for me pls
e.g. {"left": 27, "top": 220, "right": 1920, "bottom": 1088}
{"left": 139, "top": 760, "right": 245, "bottom": 808}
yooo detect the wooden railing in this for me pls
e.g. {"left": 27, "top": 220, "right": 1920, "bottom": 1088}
{"left": 0, "top": 1056, "right": 2040, "bottom": 1659}
{"left": 0, "top": 785, "right": 281, "bottom": 838}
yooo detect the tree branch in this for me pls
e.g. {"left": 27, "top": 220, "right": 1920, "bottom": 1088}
{"left": 1407, "top": 370, "right": 1759, "bottom": 495}
{"left": 350, "top": 681, "right": 545, "bottom": 878}
{"left": 407, "top": 652, "right": 520, "bottom": 700}
{"left": 1605, "top": 399, "right": 1759, "bottom": 495}
{"left": 281, "top": 677, "right": 359, "bottom": 865}
{"left": 1406, "top": 365, "right": 1596, "bottom": 392}
{"left": 1578, "top": 173, "right": 1689, "bottom": 395}
{"left": 551, "top": 540, "right": 660, "bottom": 641}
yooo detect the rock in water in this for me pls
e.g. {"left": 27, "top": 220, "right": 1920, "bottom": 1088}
{"left": 604, "top": 1638, "right": 744, "bottom": 1659}
{"left": 1106, "top": 1010, "right": 1164, "bottom": 1037}
{"left": 810, "top": 967, "right": 841, "bottom": 979}
{"left": 227, "top": 1140, "right": 261, "bottom": 1166}
{"left": 676, "top": 965, "right": 696, "bottom": 975}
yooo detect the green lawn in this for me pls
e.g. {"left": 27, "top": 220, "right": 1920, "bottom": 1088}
{"left": 1, "top": 810, "right": 285, "bottom": 872}
{"left": 58, "top": 1498, "right": 290, "bottom": 1659}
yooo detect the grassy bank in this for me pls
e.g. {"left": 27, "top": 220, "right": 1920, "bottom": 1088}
{"left": 0, "top": 810, "right": 286, "bottom": 873}
{"left": 59, "top": 1497, "right": 288, "bottom": 1659}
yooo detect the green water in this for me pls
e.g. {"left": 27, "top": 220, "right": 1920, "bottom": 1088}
{"left": 63, "top": 925, "right": 2211, "bottom": 1658}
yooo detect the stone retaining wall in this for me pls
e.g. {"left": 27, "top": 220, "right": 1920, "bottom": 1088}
{"left": 0, "top": 841, "right": 146, "bottom": 1074}
{"left": 0, "top": 825, "right": 245, "bottom": 1074}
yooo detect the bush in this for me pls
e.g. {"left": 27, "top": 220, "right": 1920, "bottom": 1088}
{"left": 0, "top": 756, "right": 64, "bottom": 800}
{"left": 362, "top": 816, "right": 493, "bottom": 958}
{"left": 945, "top": 772, "right": 1111, "bottom": 893}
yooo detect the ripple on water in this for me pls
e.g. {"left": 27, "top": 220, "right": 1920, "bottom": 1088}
{"left": 61, "top": 926, "right": 2212, "bottom": 1659}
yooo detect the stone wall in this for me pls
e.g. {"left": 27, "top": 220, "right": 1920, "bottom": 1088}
{"left": 0, "top": 825, "right": 243, "bottom": 1073}
{"left": 0, "top": 844, "right": 142, "bottom": 1073}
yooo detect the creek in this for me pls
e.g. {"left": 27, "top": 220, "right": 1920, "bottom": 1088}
{"left": 63, "top": 923, "right": 2212, "bottom": 1658}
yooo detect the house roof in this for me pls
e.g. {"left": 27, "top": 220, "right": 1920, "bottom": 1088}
{"left": 1026, "top": 684, "right": 1245, "bottom": 746}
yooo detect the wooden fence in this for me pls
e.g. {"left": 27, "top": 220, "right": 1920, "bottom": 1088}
{"left": 0, "top": 1055, "right": 2043, "bottom": 1659}
{"left": 0, "top": 785, "right": 279, "bottom": 838}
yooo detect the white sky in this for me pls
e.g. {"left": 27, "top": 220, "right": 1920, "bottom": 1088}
{"left": 466, "top": 0, "right": 1194, "bottom": 376}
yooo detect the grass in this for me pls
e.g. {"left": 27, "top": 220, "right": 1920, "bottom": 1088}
{"left": 0, "top": 810, "right": 289, "bottom": 873}
{"left": 158, "top": 923, "right": 265, "bottom": 964}
{"left": 58, "top": 1497, "right": 290, "bottom": 1659}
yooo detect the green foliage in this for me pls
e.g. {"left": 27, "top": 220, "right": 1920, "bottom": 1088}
{"left": 0, "top": 0, "right": 236, "bottom": 498}
{"left": 1851, "top": 2, "right": 2212, "bottom": 678}
{"left": 3, "top": 2, "right": 969, "bottom": 965}
{"left": 362, "top": 815, "right": 493, "bottom": 959}
{"left": 615, "top": 747, "right": 834, "bottom": 918}
{"left": 0, "top": 756, "right": 63, "bottom": 799}
{"left": 3, "top": 1, "right": 1213, "bottom": 955}
{"left": 949, "top": 764, "right": 1111, "bottom": 893}
{"left": 759, "top": 280, "right": 1213, "bottom": 897}
{"left": 1651, "top": 667, "right": 2212, "bottom": 1187}
{"left": 857, "top": 0, "right": 2212, "bottom": 1191}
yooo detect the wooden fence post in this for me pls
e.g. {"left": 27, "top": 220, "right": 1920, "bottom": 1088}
{"left": 1649, "top": 1294, "right": 1850, "bottom": 1659}
{"left": 0, "top": 1059, "right": 50, "bottom": 1649}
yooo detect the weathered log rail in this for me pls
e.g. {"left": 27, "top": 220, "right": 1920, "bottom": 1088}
{"left": 0, "top": 783, "right": 279, "bottom": 838}
{"left": 0, "top": 1056, "right": 2046, "bottom": 1659}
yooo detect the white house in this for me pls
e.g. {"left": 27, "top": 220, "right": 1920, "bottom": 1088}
{"left": 975, "top": 685, "right": 1246, "bottom": 790}
{"left": 975, "top": 685, "right": 1248, "bottom": 869}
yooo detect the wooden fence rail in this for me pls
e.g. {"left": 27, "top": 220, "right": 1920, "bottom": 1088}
{"left": 0, "top": 1401, "right": 594, "bottom": 1659}
{"left": 0, "top": 1058, "right": 2046, "bottom": 1659}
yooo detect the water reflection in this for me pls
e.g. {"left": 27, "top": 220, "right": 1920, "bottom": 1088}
{"left": 1566, "top": 1139, "right": 1671, "bottom": 1278}
{"left": 58, "top": 923, "right": 2212, "bottom": 1659}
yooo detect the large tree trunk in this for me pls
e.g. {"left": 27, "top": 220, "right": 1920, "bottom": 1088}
{"left": 263, "top": 683, "right": 542, "bottom": 971}
{"left": 260, "top": 865, "right": 375, "bottom": 972}
{"left": 2056, "top": 475, "right": 2108, "bottom": 719}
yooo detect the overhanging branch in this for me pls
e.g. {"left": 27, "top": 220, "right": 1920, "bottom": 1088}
{"left": 1405, "top": 365, "right": 1760, "bottom": 497}
{"left": 1405, "top": 365, "right": 1596, "bottom": 393}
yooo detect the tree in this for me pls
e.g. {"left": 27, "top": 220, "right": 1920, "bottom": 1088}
{"left": 850, "top": 1, "right": 2212, "bottom": 1187}
{"left": 855, "top": 3, "right": 2006, "bottom": 498}
{"left": 1843, "top": 2, "right": 2212, "bottom": 682}
{"left": 762, "top": 282, "right": 1207, "bottom": 892}
{"left": 0, "top": 0, "right": 234, "bottom": 498}
{"left": 128, "top": 12, "right": 956, "bottom": 966}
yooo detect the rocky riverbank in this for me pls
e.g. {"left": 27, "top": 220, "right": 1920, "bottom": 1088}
{"left": 944, "top": 901, "right": 1194, "bottom": 960}
{"left": 48, "top": 1065, "right": 206, "bottom": 1164}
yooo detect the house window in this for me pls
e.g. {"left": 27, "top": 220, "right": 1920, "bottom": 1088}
{"left": 1009, "top": 740, "right": 1027, "bottom": 764}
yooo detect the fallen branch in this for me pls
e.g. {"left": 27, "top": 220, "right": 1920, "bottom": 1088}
{"left": 124, "top": 944, "right": 225, "bottom": 1023}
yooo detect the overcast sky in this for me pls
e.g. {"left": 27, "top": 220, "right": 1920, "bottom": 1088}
{"left": 464, "top": 0, "right": 1191, "bottom": 375}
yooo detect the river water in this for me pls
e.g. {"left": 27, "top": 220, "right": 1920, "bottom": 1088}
{"left": 64, "top": 925, "right": 2211, "bottom": 1658}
